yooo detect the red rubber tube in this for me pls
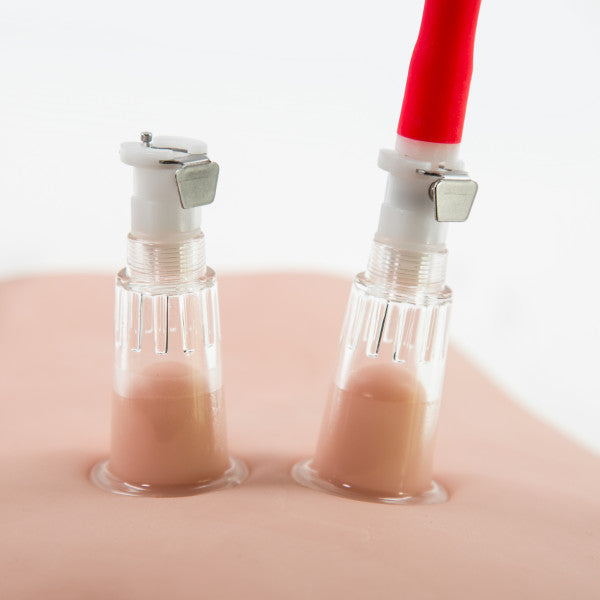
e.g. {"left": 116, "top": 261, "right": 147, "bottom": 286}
{"left": 397, "top": 0, "right": 482, "bottom": 144}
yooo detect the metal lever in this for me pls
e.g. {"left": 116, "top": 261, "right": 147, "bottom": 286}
{"left": 137, "top": 132, "right": 220, "bottom": 210}
{"left": 160, "top": 153, "right": 220, "bottom": 210}
{"left": 418, "top": 168, "right": 478, "bottom": 222}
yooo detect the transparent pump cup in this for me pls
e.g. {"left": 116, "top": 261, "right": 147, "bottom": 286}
{"left": 293, "top": 243, "right": 451, "bottom": 504}
{"left": 293, "top": 136, "right": 478, "bottom": 504}
{"left": 91, "top": 133, "right": 247, "bottom": 497}
{"left": 293, "top": 0, "right": 481, "bottom": 504}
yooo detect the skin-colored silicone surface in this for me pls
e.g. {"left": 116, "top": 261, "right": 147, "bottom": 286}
{"left": 1, "top": 273, "right": 598, "bottom": 599}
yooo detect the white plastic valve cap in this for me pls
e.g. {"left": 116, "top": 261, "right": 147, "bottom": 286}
{"left": 120, "top": 135, "right": 209, "bottom": 168}
{"left": 121, "top": 133, "right": 211, "bottom": 238}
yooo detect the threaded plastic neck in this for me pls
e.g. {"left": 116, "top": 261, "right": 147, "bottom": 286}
{"left": 365, "top": 240, "right": 447, "bottom": 297}
{"left": 126, "top": 233, "right": 206, "bottom": 286}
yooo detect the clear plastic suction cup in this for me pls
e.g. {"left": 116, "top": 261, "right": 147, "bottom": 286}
{"left": 292, "top": 459, "right": 447, "bottom": 505}
{"left": 91, "top": 457, "right": 247, "bottom": 498}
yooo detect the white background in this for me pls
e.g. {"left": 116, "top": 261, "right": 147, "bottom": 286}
{"left": 1, "top": 1, "right": 599, "bottom": 453}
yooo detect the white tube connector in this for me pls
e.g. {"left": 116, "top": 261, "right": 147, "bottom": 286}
{"left": 119, "top": 133, "right": 219, "bottom": 287}
{"left": 120, "top": 135, "right": 211, "bottom": 240}
{"left": 376, "top": 135, "right": 463, "bottom": 249}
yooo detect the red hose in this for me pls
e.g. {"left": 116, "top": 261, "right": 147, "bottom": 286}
{"left": 397, "top": 0, "right": 482, "bottom": 144}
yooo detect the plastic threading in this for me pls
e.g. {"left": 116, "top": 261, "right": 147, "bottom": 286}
{"left": 126, "top": 234, "right": 206, "bottom": 285}
{"left": 397, "top": 0, "right": 482, "bottom": 143}
{"left": 365, "top": 241, "right": 448, "bottom": 296}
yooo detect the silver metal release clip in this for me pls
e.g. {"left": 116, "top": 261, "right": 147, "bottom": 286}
{"left": 174, "top": 156, "right": 219, "bottom": 209}
{"left": 160, "top": 154, "right": 220, "bottom": 210}
{"left": 140, "top": 132, "right": 219, "bottom": 209}
{"left": 418, "top": 168, "right": 478, "bottom": 222}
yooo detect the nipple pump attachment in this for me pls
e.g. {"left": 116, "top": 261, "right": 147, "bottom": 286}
{"left": 91, "top": 132, "right": 247, "bottom": 497}
{"left": 293, "top": 0, "right": 481, "bottom": 504}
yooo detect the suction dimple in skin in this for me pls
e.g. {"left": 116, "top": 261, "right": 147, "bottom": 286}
{"left": 312, "top": 362, "right": 438, "bottom": 498}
